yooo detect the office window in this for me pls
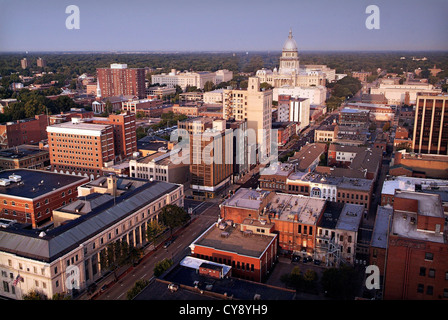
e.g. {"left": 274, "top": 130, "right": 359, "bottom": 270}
{"left": 417, "top": 284, "right": 424, "bottom": 293}
{"left": 429, "top": 269, "right": 435, "bottom": 278}
{"left": 420, "top": 267, "right": 426, "bottom": 276}
{"left": 425, "top": 252, "right": 434, "bottom": 261}
{"left": 427, "top": 286, "right": 433, "bottom": 295}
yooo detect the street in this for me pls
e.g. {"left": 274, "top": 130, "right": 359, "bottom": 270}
{"left": 92, "top": 202, "right": 220, "bottom": 300}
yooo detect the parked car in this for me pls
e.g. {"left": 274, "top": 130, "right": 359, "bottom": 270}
{"left": 163, "top": 240, "right": 172, "bottom": 248}
{"left": 314, "top": 259, "right": 321, "bottom": 266}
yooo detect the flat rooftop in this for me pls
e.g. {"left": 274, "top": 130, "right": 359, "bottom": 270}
{"left": 193, "top": 223, "right": 276, "bottom": 258}
{"left": 391, "top": 191, "right": 446, "bottom": 243}
{"left": 268, "top": 193, "right": 326, "bottom": 225}
{"left": 0, "top": 146, "right": 48, "bottom": 160}
{"left": 381, "top": 176, "right": 448, "bottom": 196}
{"left": 222, "top": 188, "right": 270, "bottom": 210}
{"left": 337, "top": 177, "right": 373, "bottom": 192}
{"left": 335, "top": 203, "right": 364, "bottom": 232}
{"left": 371, "top": 206, "right": 393, "bottom": 249}
{"left": 0, "top": 169, "right": 88, "bottom": 199}
{"left": 46, "top": 121, "right": 111, "bottom": 132}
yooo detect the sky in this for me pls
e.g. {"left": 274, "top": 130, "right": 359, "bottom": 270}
{"left": 0, "top": 0, "right": 447, "bottom": 52}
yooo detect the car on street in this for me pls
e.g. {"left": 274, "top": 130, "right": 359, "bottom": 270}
{"left": 163, "top": 240, "right": 173, "bottom": 248}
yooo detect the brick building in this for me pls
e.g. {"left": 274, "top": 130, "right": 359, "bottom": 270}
{"left": 97, "top": 64, "right": 146, "bottom": 99}
{"left": 0, "top": 115, "right": 48, "bottom": 149}
{"left": 47, "top": 119, "right": 116, "bottom": 178}
{"left": 190, "top": 219, "right": 278, "bottom": 282}
{"left": 0, "top": 169, "right": 88, "bottom": 228}
{"left": 384, "top": 191, "right": 448, "bottom": 300}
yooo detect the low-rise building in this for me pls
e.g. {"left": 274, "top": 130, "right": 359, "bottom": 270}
{"left": 0, "top": 176, "right": 183, "bottom": 300}
{"left": 0, "top": 169, "right": 89, "bottom": 228}
{"left": 0, "top": 145, "right": 50, "bottom": 170}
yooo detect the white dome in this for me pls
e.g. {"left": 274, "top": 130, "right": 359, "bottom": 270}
{"left": 282, "top": 29, "right": 298, "bottom": 52}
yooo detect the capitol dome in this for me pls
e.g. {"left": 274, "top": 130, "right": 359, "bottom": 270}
{"left": 282, "top": 29, "right": 298, "bottom": 52}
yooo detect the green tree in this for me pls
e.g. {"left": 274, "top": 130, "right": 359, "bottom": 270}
{"left": 99, "top": 240, "right": 131, "bottom": 281}
{"left": 23, "top": 289, "right": 48, "bottom": 300}
{"left": 146, "top": 220, "right": 166, "bottom": 247}
{"left": 159, "top": 204, "right": 190, "bottom": 236}
{"left": 153, "top": 258, "right": 174, "bottom": 277}
{"left": 203, "top": 80, "right": 215, "bottom": 92}
{"left": 126, "top": 279, "right": 149, "bottom": 300}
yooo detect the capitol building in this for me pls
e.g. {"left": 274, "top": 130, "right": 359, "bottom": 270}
{"left": 255, "top": 29, "right": 336, "bottom": 88}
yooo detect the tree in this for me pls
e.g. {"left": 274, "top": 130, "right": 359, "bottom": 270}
{"left": 159, "top": 204, "right": 190, "bottom": 236}
{"left": 99, "top": 240, "right": 132, "bottom": 281}
{"left": 146, "top": 220, "right": 166, "bottom": 247}
{"left": 23, "top": 289, "right": 48, "bottom": 300}
{"left": 153, "top": 258, "right": 174, "bottom": 277}
{"left": 203, "top": 80, "right": 215, "bottom": 92}
{"left": 126, "top": 279, "right": 149, "bottom": 300}
{"left": 321, "top": 266, "right": 358, "bottom": 299}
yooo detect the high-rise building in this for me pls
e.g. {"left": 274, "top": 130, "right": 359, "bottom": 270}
{"left": 21, "top": 58, "right": 30, "bottom": 69}
{"left": 178, "top": 118, "right": 233, "bottom": 199}
{"left": 412, "top": 93, "right": 448, "bottom": 155}
{"left": 36, "top": 57, "right": 46, "bottom": 68}
{"left": 97, "top": 64, "right": 146, "bottom": 99}
{"left": 223, "top": 77, "right": 272, "bottom": 160}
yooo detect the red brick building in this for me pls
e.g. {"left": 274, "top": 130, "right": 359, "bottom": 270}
{"left": 190, "top": 219, "right": 278, "bottom": 282}
{"left": 97, "top": 64, "right": 146, "bottom": 99}
{"left": 90, "top": 112, "right": 137, "bottom": 159}
{"left": 0, "top": 115, "right": 48, "bottom": 149}
{"left": 0, "top": 169, "right": 88, "bottom": 228}
{"left": 47, "top": 119, "right": 116, "bottom": 178}
{"left": 384, "top": 191, "right": 448, "bottom": 300}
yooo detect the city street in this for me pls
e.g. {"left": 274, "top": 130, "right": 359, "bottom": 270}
{"left": 91, "top": 202, "right": 220, "bottom": 300}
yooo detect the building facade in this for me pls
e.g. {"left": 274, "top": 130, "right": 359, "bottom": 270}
{"left": 97, "top": 64, "right": 146, "bottom": 99}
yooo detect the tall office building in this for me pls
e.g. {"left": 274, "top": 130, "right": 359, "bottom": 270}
{"left": 412, "top": 93, "right": 448, "bottom": 155}
{"left": 178, "top": 118, "right": 233, "bottom": 199}
{"left": 97, "top": 64, "right": 146, "bottom": 99}
{"left": 223, "top": 77, "right": 272, "bottom": 160}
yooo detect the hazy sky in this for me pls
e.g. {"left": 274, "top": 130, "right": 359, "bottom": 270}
{"left": 0, "top": 0, "right": 447, "bottom": 52}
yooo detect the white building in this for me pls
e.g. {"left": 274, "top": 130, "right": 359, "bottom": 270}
{"left": 151, "top": 69, "right": 216, "bottom": 91}
{"left": 289, "top": 97, "right": 310, "bottom": 131}
{"left": 370, "top": 82, "right": 441, "bottom": 105}
{"left": 215, "top": 69, "right": 233, "bottom": 84}
{"left": 203, "top": 89, "right": 224, "bottom": 104}
{"left": 273, "top": 85, "right": 327, "bottom": 106}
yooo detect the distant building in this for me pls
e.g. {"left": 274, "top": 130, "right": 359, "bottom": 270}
{"left": 255, "top": 29, "right": 332, "bottom": 88}
{"left": 0, "top": 115, "right": 48, "bottom": 149}
{"left": 129, "top": 151, "right": 189, "bottom": 184}
{"left": 36, "top": 57, "right": 46, "bottom": 68}
{"left": 273, "top": 85, "right": 327, "bottom": 106}
{"left": 412, "top": 93, "right": 448, "bottom": 155}
{"left": 97, "top": 64, "right": 146, "bottom": 99}
{"left": 0, "top": 145, "right": 50, "bottom": 170}
{"left": 370, "top": 81, "right": 441, "bottom": 105}
{"left": 21, "top": 58, "right": 30, "bottom": 69}
{"left": 351, "top": 71, "right": 372, "bottom": 83}
{"left": 151, "top": 69, "right": 216, "bottom": 91}
{"left": 215, "top": 69, "right": 233, "bottom": 84}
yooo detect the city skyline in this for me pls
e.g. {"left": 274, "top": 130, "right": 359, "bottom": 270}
{"left": 0, "top": 0, "right": 447, "bottom": 52}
